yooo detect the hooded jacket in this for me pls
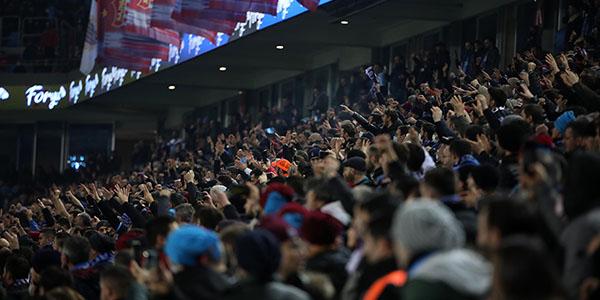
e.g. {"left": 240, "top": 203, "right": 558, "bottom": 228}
{"left": 402, "top": 248, "right": 491, "bottom": 300}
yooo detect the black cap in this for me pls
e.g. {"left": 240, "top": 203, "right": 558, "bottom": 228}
{"left": 343, "top": 157, "right": 367, "bottom": 172}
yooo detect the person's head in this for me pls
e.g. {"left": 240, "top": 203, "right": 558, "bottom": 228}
{"left": 257, "top": 216, "right": 305, "bottom": 279}
{"left": 61, "top": 236, "right": 91, "bottom": 267}
{"left": 405, "top": 143, "right": 425, "bottom": 174}
{"left": 340, "top": 121, "right": 356, "bottom": 139}
{"left": 497, "top": 118, "right": 532, "bottom": 154}
{"left": 39, "top": 228, "right": 56, "bottom": 247}
{"left": 464, "top": 41, "right": 472, "bottom": 50}
{"left": 194, "top": 205, "right": 224, "bottom": 231}
{"left": 2, "top": 255, "right": 30, "bottom": 285}
{"left": 421, "top": 167, "right": 457, "bottom": 198}
{"left": 488, "top": 87, "right": 507, "bottom": 108}
{"left": 484, "top": 37, "right": 495, "bottom": 49}
{"left": 74, "top": 212, "right": 92, "bottom": 228}
{"left": 174, "top": 203, "right": 195, "bottom": 224}
{"left": 469, "top": 164, "right": 500, "bottom": 194}
{"left": 31, "top": 248, "right": 62, "bottom": 288}
{"left": 383, "top": 110, "right": 398, "bottom": 126}
{"left": 477, "top": 196, "right": 538, "bottom": 250}
{"left": 305, "top": 178, "right": 337, "bottom": 210}
{"left": 521, "top": 104, "right": 545, "bottom": 126}
{"left": 360, "top": 193, "right": 399, "bottom": 264}
{"left": 165, "top": 225, "right": 222, "bottom": 270}
{"left": 145, "top": 216, "right": 177, "bottom": 250}
{"left": 300, "top": 211, "right": 343, "bottom": 255}
{"left": 366, "top": 145, "right": 382, "bottom": 170}
{"left": 391, "top": 200, "right": 465, "bottom": 267}
{"left": 564, "top": 119, "right": 595, "bottom": 153}
{"left": 234, "top": 229, "right": 281, "bottom": 282}
{"left": 100, "top": 266, "right": 135, "bottom": 300}
{"left": 342, "top": 157, "right": 367, "bottom": 183}
{"left": 449, "top": 139, "right": 473, "bottom": 165}
{"left": 436, "top": 144, "right": 454, "bottom": 168}
{"left": 491, "top": 237, "right": 564, "bottom": 300}
{"left": 88, "top": 232, "right": 115, "bottom": 257}
{"left": 38, "top": 266, "right": 73, "bottom": 296}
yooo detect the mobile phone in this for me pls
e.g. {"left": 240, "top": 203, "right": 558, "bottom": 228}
{"left": 265, "top": 127, "right": 276, "bottom": 135}
{"left": 142, "top": 249, "right": 159, "bottom": 270}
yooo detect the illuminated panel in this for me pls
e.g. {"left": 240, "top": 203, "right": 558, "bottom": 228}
{"left": 0, "top": 0, "right": 331, "bottom": 111}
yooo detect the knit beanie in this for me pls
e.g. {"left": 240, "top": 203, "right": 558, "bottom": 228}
{"left": 391, "top": 199, "right": 465, "bottom": 254}
{"left": 235, "top": 229, "right": 281, "bottom": 282}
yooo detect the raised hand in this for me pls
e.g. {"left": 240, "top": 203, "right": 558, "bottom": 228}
{"left": 431, "top": 106, "right": 443, "bottom": 123}
{"left": 560, "top": 70, "right": 579, "bottom": 87}
{"left": 114, "top": 185, "right": 131, "bottom": 204}
{"left": 450, "top": 95, "right": 466, "bottom": 116}
{"left": 545, "top": 53, "right": 560, "bottom": 75}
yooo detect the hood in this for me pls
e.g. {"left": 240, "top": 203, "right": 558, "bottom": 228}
{"left": 411, "top": 248, "right": 491, "bottom": 297}
{"left": 321, "top": 201, "right": 351, "bottom": 226}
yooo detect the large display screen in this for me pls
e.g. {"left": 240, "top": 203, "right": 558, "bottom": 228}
{"left": 0, "top": 0, "right": 330, "bottom": 111}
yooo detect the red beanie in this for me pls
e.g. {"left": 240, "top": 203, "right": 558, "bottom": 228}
{"left": 259, "top": 183, "right": 295, "bottom": 207}
{"left": 300, "top": 211, "right": 343, "bottom": 246}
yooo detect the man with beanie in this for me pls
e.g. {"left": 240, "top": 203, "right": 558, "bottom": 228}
{"left": 301, "top": 210, "right": 350, "bottom": 299}
{"left": 224, "top": 229, "right": 309, "bottom": 300}
{"left": 164, "top": 224, "right": 231, "bottom": 299}
{"left": 342, "top": 157, "right": 373, "bottom": 188}
{"left": 392, "top": 200, "right": 491, "bottom": 300}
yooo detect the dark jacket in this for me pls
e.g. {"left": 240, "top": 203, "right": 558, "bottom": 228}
{"left": 341, "top": 256, "right": 401, "bottom": 300}
{"left": 71, "top": 266, "right": 101, "bottom": 300}
{"left": 171, "top": 266, "right": 232, "bottom": 300}
{"left": 224, "top": 278, "right": 310, "bottom": 300}
{"left": 4, "top": 280, "right": 29, "bottom": 300}
{"left": 402, "top": 249, "right": 491, "bottom": 300}
{"left": 306, "top": 249, "right": 350, "bottom": 298}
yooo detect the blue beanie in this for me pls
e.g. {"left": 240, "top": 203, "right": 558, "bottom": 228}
{"left": 554, "top": 110, "right": 575, "bottom": 135}
{"left": 235, "top": 229, "right": 281, "bottom": 282}
{"left": 165, "top": 225, "right": 221, "bottom": 266}
{"left": 263, "top": 191, "right": 288, "bottom": 215}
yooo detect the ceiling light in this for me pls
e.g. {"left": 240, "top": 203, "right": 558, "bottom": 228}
{"left": 219, "top": 66, "right": 227, "bottom": 71}
{"left": 238, "top": 90, "right": 244, "bottom": 95}
{"left": 168, "top": 85, "right": 176, "bottom": 90}
{"left": 340, "top": 20, "right": 349, "bottom": 25}
{"left": 276, "top": 45, "right": 284, "bottom": 50}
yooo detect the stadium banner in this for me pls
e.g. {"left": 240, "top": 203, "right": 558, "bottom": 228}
{"left": 0, "top": 0, "right": 330, "bottom": 111}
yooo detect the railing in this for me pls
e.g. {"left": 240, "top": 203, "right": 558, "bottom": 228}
{"left": 0, "top": 16, "right": 83, "bottom": 73}
{"left": 0, "top": 16, "right": 22, "bottom": 47}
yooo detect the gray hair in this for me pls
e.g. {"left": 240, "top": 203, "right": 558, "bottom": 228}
{"left": 175, "top": 203, "right": 195, "bottom": 223}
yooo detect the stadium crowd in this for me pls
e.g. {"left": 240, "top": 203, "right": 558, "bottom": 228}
{"left": 2, "top": 1, "right": 600, "bottom": 300}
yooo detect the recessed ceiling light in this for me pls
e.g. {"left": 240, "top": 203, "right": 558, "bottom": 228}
{"left": 168, "top": 85, "right": 176, "bottom": 90}
{"left": 219, "top": 66, "right": 227, "bottom": 71}
{"left": 276, "top": 45, "right": 284, "bottom": 50}
{"left": 340, "top": 20, "right": 349, "bottom": 25}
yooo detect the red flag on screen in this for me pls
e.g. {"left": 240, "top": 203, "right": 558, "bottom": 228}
{"left": 151, "top": 0, "right": 218, "bottom": 43}
{"left": 97, "top": 0, "right": 176, "bottom": 70}
{"left": 297, "top": 0, "right": 319, "bottom": 11}
{"left": 207, "top": 0, "right": 278, "bottom": 15}
{"left": 172, "top": 0, "right": 239, "bottom": 35}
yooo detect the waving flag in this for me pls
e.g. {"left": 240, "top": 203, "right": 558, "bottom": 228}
{"left": 150, "top": 0, "right": 217, "bottom": 44}
{"left": 80, "top": 0, "right": 99, "bottom": 74}
{"left": 172, "top": 0, "right": 239, "bottom": 35}
{"left": 97, "top": 0, "right": 176, "bottom": 70}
